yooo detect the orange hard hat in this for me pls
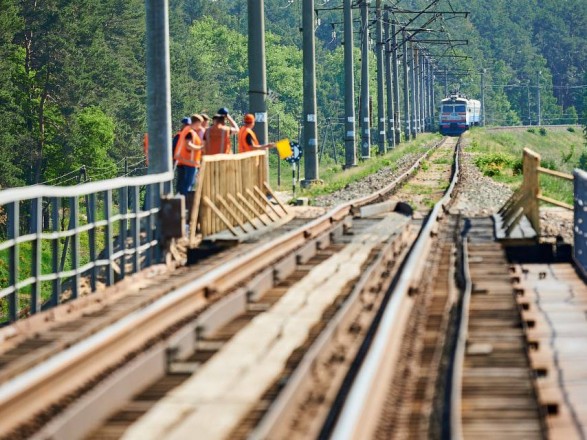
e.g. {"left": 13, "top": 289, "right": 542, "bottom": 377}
{"left": 244, "top": 113, "right": 255, "bottom": 124}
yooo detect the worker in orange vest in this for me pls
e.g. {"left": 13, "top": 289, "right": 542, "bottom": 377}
{"left": 174, "top": 115, "right": 204, "bottom": 196}
{"left": 203, "top": 109, "right": 239, "bottom": 155}
{"left": 238, "top": 113, "right": 276, "bottom": 153}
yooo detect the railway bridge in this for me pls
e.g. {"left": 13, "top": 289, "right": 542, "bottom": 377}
{"left": 1, "top": 134, "right": 587, "bottom": 439}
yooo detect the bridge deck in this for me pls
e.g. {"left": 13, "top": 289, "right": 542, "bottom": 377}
{"left": 520, "top": 263, "right": 587, "bottom": 439}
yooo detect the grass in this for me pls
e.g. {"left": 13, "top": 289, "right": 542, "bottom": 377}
{"left": 267, "top": 133, "right": 441, "bottom": 201}
{"left": 465, "top": 127, "right": 585, "bottom": 205}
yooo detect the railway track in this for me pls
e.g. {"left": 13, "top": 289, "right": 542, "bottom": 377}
{"left": 0, "top": 137, "right": 451, "bottom": 439}
{"left": 327, "top": 153, "right": 546, "bottom": 439}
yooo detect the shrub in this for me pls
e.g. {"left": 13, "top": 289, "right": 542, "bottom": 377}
{"left": 511, "top": 158, "right": 523, "bottom": 175}
{"left": 527, "top": 128, "right": 536, "bottom": 134}
{"left": 561, "top": 144, "right": 575, "bottom": 164}
{"left": 578, "top": 150, "right": 587, "bottom": 170}
{"left": 541, "top": 158, "right": 557, "bottom": 170}
{"left": 539, "top": 127, "right": 548, "bottom": 136}
{"left": 567, "top": 127, "right": 576, "bottom": 133}
{"left": 474, "top": 152, "right": 515, "bottom": 177}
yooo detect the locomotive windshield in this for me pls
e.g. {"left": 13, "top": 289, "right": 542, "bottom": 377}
{"left": 442, "top": 104, "right": 467, "bottom": 113}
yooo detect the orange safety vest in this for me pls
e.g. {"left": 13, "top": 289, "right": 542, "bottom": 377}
{"left": 238, "top": 126, "right": 259, "bottom": 153}
{"left": 205, "top": 125, "right": 232, "bottom": 155}
{"left": 174, "top": 125, "right": 202, "bottom": 167}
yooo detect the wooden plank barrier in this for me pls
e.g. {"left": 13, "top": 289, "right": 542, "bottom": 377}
{"left": 188, "top": 151, "right": 289, "bottom": 246}
{"left": 498, "top": 147, "right": 573, "bottom": 238}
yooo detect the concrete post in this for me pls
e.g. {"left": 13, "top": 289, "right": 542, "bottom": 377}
{"left": 410, "top": 44, "right": 418, "bottom": 138}
{"left": 145, "top": 0, "right": 172, "bottom": 176}
{"left": 343, "top": 0, "right": 357, "bottom": 168}
{"left": 302, "top": 0, "right": 319, "bottom": 184}
{"left": 392, "top": 19, "right": 401, "bottom": 144}
{"left": 384, "top": 9, "right": 395, "bottom": 149}
{"left": 360, "top": 0, "right": 371, "bottom": 158}
{"left": 537, "top": 71, "right": 542, "bottom": 126}
{"left": 481, "top": 68, "right": 486, "bottom": 126}
{"left": 402, "top": 30, "right": 411, "bottom": 140}
{"left": 375, "top": 0, "right": 386, "bottom": 155}
{"left": 248, "top": 0, "right": 268, "bottom": 145}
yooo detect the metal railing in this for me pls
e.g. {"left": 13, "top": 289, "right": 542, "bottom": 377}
{"left": 574, "top": 169, "right": 587, "bottom": 277}
{"left": 0, "top": 172, "right": 173, "bottom": 324}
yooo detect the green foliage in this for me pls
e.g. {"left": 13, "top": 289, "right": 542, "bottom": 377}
{"left": 474, "top": 152, "right": 516, "bottom": 177}
{"left": 527, "top": 128, "right": 536, "bottom": 134}
{"left": 539, "top": 127, "right": 548, "bottom": 136}
{"left": 567, "top": 127, "right": 576, "bottom": 133}
{"left": 561, "top": 144, "right": 575, "bottom": 164}
{"left": 578, "top": 150, "right": 587, "bottom": 170}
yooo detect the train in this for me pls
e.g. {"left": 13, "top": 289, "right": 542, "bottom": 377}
{"left": 439, "top": 94, "right": 481, "bottom": 135}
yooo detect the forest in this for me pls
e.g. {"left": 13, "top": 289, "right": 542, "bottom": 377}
{"left": 0, "top": 0, "right": 585, "bottom": 189}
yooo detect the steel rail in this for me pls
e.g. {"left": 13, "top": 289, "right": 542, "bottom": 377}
{"left": 0, "top": 137, "right": 445, "bottom": 437}
{"left": 449, "top": 238, "right": 471, "bottom": 440}
{"left": 330, "top": 137, "right": 461, "bottom": 439}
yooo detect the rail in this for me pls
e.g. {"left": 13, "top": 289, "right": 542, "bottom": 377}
{"left": 331, "top": 137, "right": 462, "bottom": 439}
{"left": 499, "top": 147, "right": 573, "bottom": 237}
{"left": 0, "top": 171, "right": 173, "bottom": 324}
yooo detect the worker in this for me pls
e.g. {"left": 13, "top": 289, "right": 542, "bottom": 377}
{"left": 174, "top": 115, "right": 204, "bottom": 196}
{"left": 200, "top": 113, "right": 210, "bottom": 132}
{"left": 238, "top": 113, "right": 276, "bottom": 153}
{"left": 172, "top": 117, "right": 192, "bottom": 162}
{"left": 203, "top": 109, "right": 239, "bottom": 155}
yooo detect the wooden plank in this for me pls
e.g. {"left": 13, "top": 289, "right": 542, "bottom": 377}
{"left": 537, "top": 195, "right": 573, "bottom": 210}
{"left": 203, "top": 196, "right": 240, "bottom": 237}
{"left": 237, "top": 193, "right": 269, "bottom": 226}
{"left": 216, "top": 195, "right": 250, "bottom": 233}
{"left": 227, "top": 194, "right": 258, "bottom": 230}
{"left": 537, "top": 167, "right": 573, "bottom": 181}
{"left": 246, "top": 188, "right": 277, "bottom": 222}
{"left": 263, "top": 181, "right": 289, "bottom": 215}
{"left": 189, "top": 161, "right": 206, "bottom": 247}
{"left": 253, "top": 185, "right": 284, "bottom": 219}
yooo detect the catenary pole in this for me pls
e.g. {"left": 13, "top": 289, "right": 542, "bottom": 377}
{"left": 360, "top": 0, "right": 371, "bottom": 158}
{"left": 416, "top": 49, "right": 422, "bottom": 133}
{"left": 537, "top": 71, "right": 542, "bottom": 126}
{"left": 302, "top": 0, "right": 319, "bottom": 184}
{"left": 419, "top": 51, "right": 425, "bottom": 131}
{"left": 424, "top": 57, "right": 430, "bottom": 130}
{"left": 343, "top": 0, "right": 357, "bottom": 168}
{"left": 375, "top": 0, "right": 386, "bottom": 154}
{"left": 392, "top": 19, "right": 401, "bottom": 144}
{"left": 384, "top": 8, "right": 395, "bottom": 149}
{"left": 248, "top": 0, "right": 269, "bottom": 176}
{"left": 431, "top": 64, "right": 436, "bottom": 129}
{"left": 481, "top": 68, "right": 486, "bottom": 126}
{"left": 145, "top": 0, "right": 172, "bottom": 177}
{"left": 402, "top": 30, "right": 411, "bottom": 140}
{"left": 410, "top": 43, "right": 418, "bottom": 138}
{"left": 248, "top": 0, "right": 268, "bottom": 145}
